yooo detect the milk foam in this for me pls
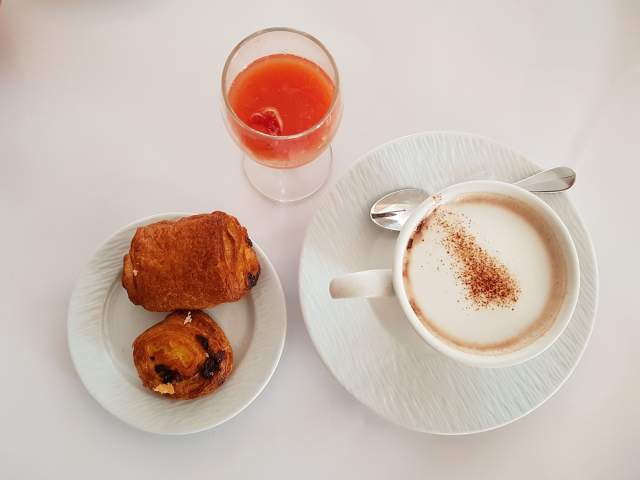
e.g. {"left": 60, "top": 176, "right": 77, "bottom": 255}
{"left": 403, "top": 193, "right": 567, "bottom": 354}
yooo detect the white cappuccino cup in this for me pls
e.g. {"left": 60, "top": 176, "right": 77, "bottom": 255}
{"left": 330, "top": 180, "right": 580, "bottom": 368}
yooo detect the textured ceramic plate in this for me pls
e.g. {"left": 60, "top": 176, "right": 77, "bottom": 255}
{"left": 299, "top": 132, "right": 598, "bottom": 434}
{"left": 68, "top": 213, "right": 286, "bottom": 434}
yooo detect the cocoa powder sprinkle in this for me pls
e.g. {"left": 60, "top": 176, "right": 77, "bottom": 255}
{"left": 434, "top": 208, "right": 520, "bottom": 309}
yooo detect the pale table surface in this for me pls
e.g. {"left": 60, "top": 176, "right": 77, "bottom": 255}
{"left": 1, "top": 1, "right": 638, "bottom": 478}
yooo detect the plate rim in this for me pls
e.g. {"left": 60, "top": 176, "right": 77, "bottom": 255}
{"left": 298, "top": 130, "right": 599, "bottom": 435}
{"left": 67, "top": 211, "right": 287, "bottom": 435}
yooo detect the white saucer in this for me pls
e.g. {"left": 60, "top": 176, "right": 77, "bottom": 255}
{"left": 68, "top": 213, "right": 287, "bottom": 434}
{"left": 299, "top": 132, "right": 598, "bottom": 434}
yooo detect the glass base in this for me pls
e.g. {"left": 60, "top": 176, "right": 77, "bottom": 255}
{"left": 243, "top": 147, "right": 333, "bottom": 203}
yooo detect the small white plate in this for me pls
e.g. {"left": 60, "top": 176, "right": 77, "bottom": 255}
{"left": 299, "top": 132, "right": 598, "bottom": 435}
{"left": 68, "top": 213, "right": 286, "bottom": 434}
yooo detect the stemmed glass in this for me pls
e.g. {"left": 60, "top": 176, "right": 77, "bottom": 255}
{"left": 221, "top": 27, "right": 342, "bottom": 202}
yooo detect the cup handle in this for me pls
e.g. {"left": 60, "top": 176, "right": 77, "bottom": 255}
{"left": 329, "top": 269, "right": 394, "bottom": 299}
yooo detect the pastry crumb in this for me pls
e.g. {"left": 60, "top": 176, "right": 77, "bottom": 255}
{"left": 153, "top": 383, "right": 175, "bottom": 395}
{"left": 133, "top": 269, "right": 138, "bottom": 276}
{"left": 184, "top": 311, "right": 192, "bottom": 324}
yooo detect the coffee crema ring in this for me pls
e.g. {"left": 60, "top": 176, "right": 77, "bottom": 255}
{"left": 132, "top": 310, "right": 233, "bottom": 400}
{"left": 402, "top": 191, "right": 568, "bottom": 355}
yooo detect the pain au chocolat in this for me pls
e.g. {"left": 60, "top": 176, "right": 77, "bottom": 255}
{"left": 122, "top": 212, "right": 260, "bottom": 312}
{"left": 133, "top": 310, "right": 233, "bottom": 400}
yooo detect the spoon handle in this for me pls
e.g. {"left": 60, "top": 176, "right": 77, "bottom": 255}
{"left": 514, "top": 167, "right": 576, "bottom": 193}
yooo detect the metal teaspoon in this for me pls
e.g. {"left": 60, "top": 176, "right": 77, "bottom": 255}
{"left": 369, "top": 166, "right": 576, "bottom": 231}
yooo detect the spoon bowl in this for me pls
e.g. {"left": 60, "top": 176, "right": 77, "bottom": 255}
{"left": 369, "top": 188, "right": 429, "bottom": 231}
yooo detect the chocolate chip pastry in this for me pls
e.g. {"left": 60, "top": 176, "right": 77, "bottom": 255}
{"left": 132, "top": 310, "right": 233, "bottom": 400}
{"left": 122, "top": 211, "right": 260, "bottom": 312}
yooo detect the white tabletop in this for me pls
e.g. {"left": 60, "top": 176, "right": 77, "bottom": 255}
{"left": 1, "top": 1, "right": 638, "bottom": 478}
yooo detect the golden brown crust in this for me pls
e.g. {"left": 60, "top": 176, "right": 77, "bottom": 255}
{"left": 132, "top": 310, "right": 233, "bottom": 400}
{"left": 122, "top": 212, "right": 260, "bottom": 312}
